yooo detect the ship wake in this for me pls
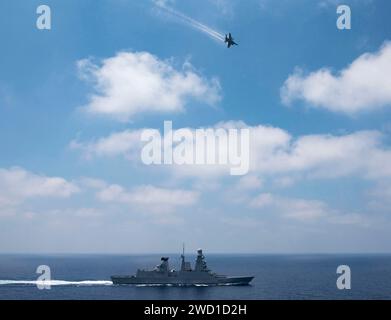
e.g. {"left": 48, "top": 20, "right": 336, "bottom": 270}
{"left": 0, "top": 280, "right": 113, "bottom": 286}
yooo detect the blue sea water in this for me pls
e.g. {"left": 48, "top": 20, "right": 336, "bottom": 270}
{"left": 0, "top": 254, "right": 390, "bottom": 300}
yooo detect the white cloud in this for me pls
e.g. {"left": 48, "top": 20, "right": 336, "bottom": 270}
{"left": 249, "top": 192, "right": 274, "bottom": 208}
{"left": 221, "top": 216, "right": 263, "bottom": 228}
{"left": 281, "top": 42, "right": 391, "bottom": 114}
{"left": 70, "top": 122, "right": 391, "bottom": 182}
{"left": 78, "top": 51, "right": 221, "bottom": 121}
{"left": 0, "top": 167, "right": 79, "bottom": 207}
{"left": 366, "top": 180, "right": 391, "bottom": 212}
{"left": 370, "top": 183, "right": 391, "bottom": 201}
{"left": 272, "top": 176, "right": 296, "bottom": 188}
{"left": 97, "top": 184, "right": 199, "bottom": 213}
{"left": 250, "top": 193, "right": 328, "bottom": 221}
{"left": 70, "top": 129, "right": 144, "bottom": 160}
{"left": 206, "top": 122, "right": 391, "bottom": 181}
{"left": 0, "top": 169, "right": 198, "bottom": 225}
{"left": 237, "top": 175, "right": 263, "bottom": 190}
{"left": 78, "top": 177, "right": 108, "bottom": 189}
{"left": 251, "top": 129, "right": 390, "bottom": 179}
{"left": 249, "top": 192, "right": 368, "bottom": 225}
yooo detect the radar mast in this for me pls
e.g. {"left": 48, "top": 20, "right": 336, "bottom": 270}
{"left": 180, "top": 243, "right": 192, "bottom": 271}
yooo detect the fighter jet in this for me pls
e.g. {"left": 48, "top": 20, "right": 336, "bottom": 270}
{"left": 225, "top": 33, "right": 238, "bottom": 48}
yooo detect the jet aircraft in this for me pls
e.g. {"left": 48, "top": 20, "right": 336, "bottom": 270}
{"left": 225, "top": 33, "right": 238, "bottom": 48}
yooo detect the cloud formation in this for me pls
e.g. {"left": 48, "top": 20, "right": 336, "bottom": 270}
{"left": 249, "top": 193, "right": 369, "bottom": 226}
{"left": 249, "top": 127, "right": 391, "bottom": 180}
{"left": 78, "top": 51, "right": 221, "bottom": 121}
{"left": 70, "top": 121, "right": 391, "bottom": 181}
{"left": 281, "top": 42, "right": 391, "bottom": 114}
{"left": 70, "top": 130, "right": 144, "bottom": 160}
{"left": 250, "top": 193, "right": 328, "bottom": 221}
{"left": 97, "top": 184, "right": 199, "bottom": 213}
{"left": 0, "top": 167, "right": 79, "bottom": 207}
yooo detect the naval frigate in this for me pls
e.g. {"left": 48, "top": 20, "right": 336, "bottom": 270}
{"left": 111, "top": 248, "right": 254, "bottom": 286}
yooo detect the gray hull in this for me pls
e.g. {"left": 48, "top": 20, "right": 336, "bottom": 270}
{"left": 111, "top": 275, "right": 254, "bottom": 286}
{"left": 111, "top": 248, "right": 254, "bottom": 287}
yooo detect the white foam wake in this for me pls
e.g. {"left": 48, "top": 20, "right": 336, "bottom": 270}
{"left": 0, "top": 280, "right": 113, "bottom": 286}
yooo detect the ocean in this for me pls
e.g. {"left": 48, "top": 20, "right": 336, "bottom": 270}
{"left": 0, "top": 254, "right": 390, "bottom": 300}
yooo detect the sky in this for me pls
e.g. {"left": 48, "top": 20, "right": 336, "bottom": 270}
{"left": 0, "top": 0, "right": 391, "bottom": 254}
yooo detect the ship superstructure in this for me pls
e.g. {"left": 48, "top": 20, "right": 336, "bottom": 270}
{"left": 111, "top": 248, "right": 254, "bottom": 286}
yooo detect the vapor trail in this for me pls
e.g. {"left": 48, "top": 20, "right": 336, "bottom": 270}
{"left": 156, "top": 3, "right": 225, "bottom": 43}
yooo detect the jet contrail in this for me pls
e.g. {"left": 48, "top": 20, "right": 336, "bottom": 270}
{"left": 155, "top": 2, "right": 225, "bottom": 43}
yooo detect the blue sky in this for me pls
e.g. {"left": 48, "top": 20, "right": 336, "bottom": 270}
{"left": 0, "top": 0, "right": 391, "bottom": 253}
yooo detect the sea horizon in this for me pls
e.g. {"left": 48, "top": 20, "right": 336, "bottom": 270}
{"left": 1, "top": 254, "right": 391, "bottom": 300}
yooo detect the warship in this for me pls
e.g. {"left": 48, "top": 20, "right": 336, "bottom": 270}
{"left": 111, "top": 248, "right": 254, "bottom": 286}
